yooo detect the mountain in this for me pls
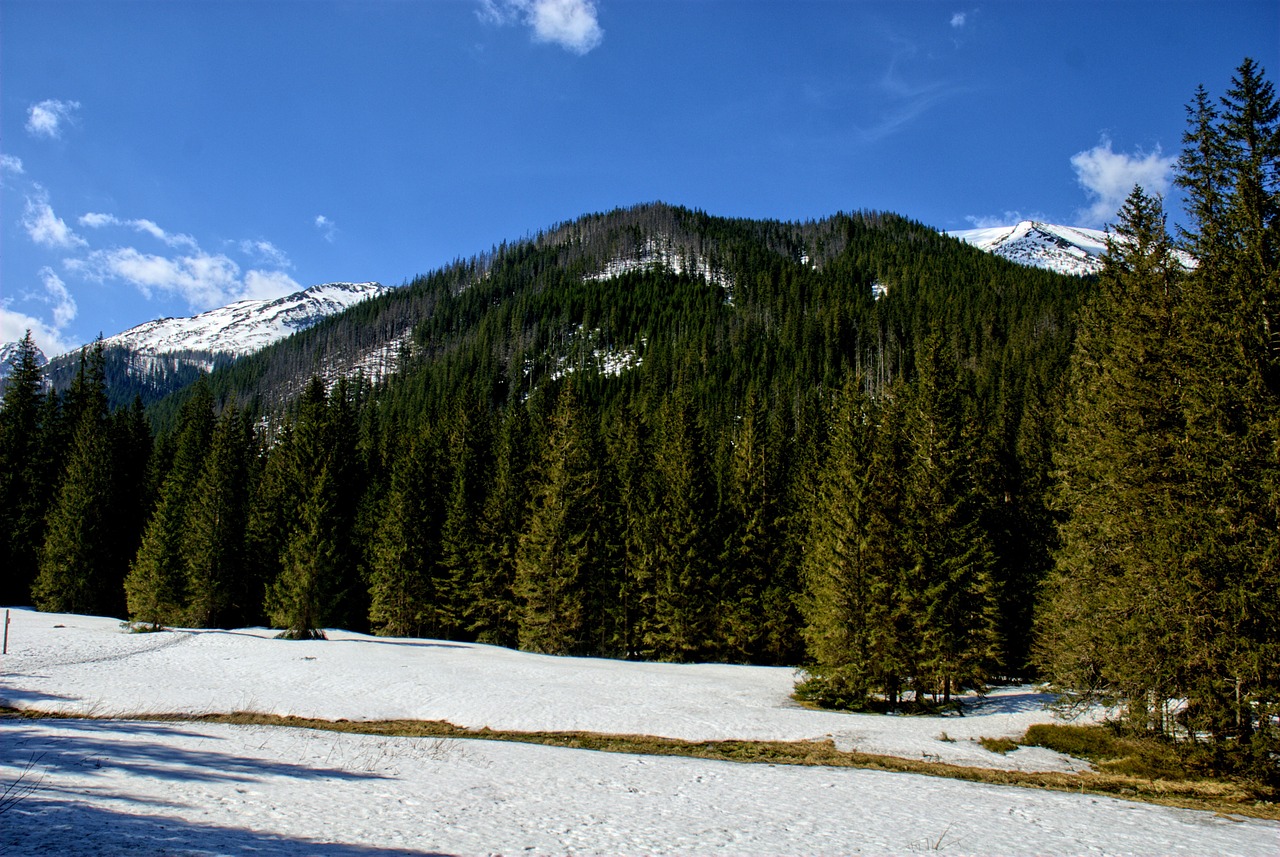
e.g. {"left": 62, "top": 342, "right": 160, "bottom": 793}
{"left": 143, "top": 203, "right": 1087, "bottom": 430}
{"left": 43, "top": 281, "right": 389, "bottom": 407}
{"left": 945, "top": 221, "right": 1111, "bottom": 277}
{"left": 101, "top": 281, "right": 390, "bottom": 358}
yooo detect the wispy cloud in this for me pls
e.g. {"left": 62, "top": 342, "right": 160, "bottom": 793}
{"left": 26, "top": 99, "right": 81, "bottom": 140}
{"left": 315, "top": 214, "right": 338, "bottom": 242}
{"left": 39, "top": 267, "right": 78, "bottom": 328}
{"left": 851, "top": 44, "right": 958, "bottom": 143}
{"left": 80, "top": 212, "right": 199, "bottom": 249}
{"left": 0, "top": 154, "right": 24, "bottom": 175}
{"left": 478, "top": 0, "right": 603, "bottom": 55}
{"left": 239, "top": 239, "right": 293, "bottom": 269}
{"left": 950, "top": 12, "right": 967, "bottom": 28}
{"left": 70, "top": 245, "right": 301, "bottom": 311}
{"left": 0, "top": 267, "right": 79, "bottom": 356}
{"left": 1071, "top": 135, "right": 1175, "bottom": 227}
{"left": 23, "top": 188, "right": 87, "bottom": 249}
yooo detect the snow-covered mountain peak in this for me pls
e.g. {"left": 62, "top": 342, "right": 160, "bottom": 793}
{"left": 946, "top": 221, "right": 1111, "bottom": 277}
{"left": 102, "top": 281, "right": 389, "bottom": 357}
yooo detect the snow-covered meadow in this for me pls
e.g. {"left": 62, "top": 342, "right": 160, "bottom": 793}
{"left": 2, "top": 608, "right": 1276, "bottom": 855}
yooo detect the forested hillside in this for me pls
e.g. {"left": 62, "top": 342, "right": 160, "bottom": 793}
{"left": 2, "top": 58, "right": 1274, "bottom": 785}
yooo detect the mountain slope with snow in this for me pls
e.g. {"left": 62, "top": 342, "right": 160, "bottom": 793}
{"left": 946, "top": 221, "right": 1112, "bottom": 276}
{"left": 101, "top": 281, "right": 389, "bottom": 357}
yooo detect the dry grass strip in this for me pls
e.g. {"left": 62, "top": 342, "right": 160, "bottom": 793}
{"left": 6, "top": 706, "right": 1277, "bottom": 821}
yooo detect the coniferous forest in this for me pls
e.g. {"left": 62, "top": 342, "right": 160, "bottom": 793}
{"left": 2, "top": 60, "right": 1276, "bottom": 782}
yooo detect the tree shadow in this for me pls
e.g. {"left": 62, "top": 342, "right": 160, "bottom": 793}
{"left": 1, "top": 719, "right": 388, "bottom": 791}
{"left": 0, "top": 683, "right": 79, "bottom": 710}
{"left": 964, "top": 688, "right": 1055, "bottom": 716}
{"left": 5, "top": 797, "right": 454, "bottom": 856}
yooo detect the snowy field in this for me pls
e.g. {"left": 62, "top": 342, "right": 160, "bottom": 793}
{"left": 2, "top": 608, "right": 1277, "bottom": 855}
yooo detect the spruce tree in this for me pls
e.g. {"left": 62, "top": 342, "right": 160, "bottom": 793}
{"left": 643, "top": 386, "right": 718, "bottom": 661}
{"left": 902, "top": 333, "right": 1000, "bottom": 703}
{"left": 367, "top": 429, "right": 440, "bottom": 637}
{"left": 125, "top": 382, "right": 214, "bottom": 628}
{"left": 515, "top": 383, "right": 606, "bottom": 655}
{"left": 1170, "top": 59, "right": 1280, "bottom": 763}
{"left": 268, "top": 462, "right": 340, "bottom": 639}
{"left": 0, "top": 332, "right": 51, "bottom": 604}
{"left": 183, "top": 401, "right": 252, "bottom": 627}
{"left": 32, "top": 343, "right": 114, "bottom": 616}
{"left": 1037, "top": 187, "right": 1186, "bottom": 724}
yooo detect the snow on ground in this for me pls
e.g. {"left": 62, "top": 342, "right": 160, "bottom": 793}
{"left": 2, "top": 609, "right": 1277, "bottom": 856}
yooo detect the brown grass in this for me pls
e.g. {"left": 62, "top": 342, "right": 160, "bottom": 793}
{"left": 5, "top": 706, "right": 1276, "bottom": 820}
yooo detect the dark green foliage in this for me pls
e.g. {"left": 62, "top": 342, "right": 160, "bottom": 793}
{"left": 515, "top": 382, "right": 610, "bottom": 655}
{"left": 22, "top": 193, "right": 1086, "bottom": 684}
{"left": 125, "top": 382, "right": 215, "bottom": 627}
{"left": 1041, "top": 60, "right": 1280, "bottom": 783}
{"left": 32, "top": 343, "right": 118, "bottom": 615}
{"left": 0, "top": 332, "right": 56, "bottom": 605}
{"left": 367, "top": 426, "right": 442, "bottom": 637}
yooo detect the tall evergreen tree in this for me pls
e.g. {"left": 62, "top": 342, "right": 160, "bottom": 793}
{"left": 32, "top": 343, "right": 114, "bottom": 615}
{"left": 1037, "top": 187, "right": 1187, "bottom": 725}
{"left": 902, "top": 333, "right": 1000, "bottom": 703}
{"left": 643, "top": 386, "right": 718, "bottom": 661}
{"left": 183, "top": 401, "right": 252, "bottom": 627}
{"left": 0, "top": 332, "right": 52, "bottom": 604}
{"left": 125, "top": 382, "right": 215, "bottom": 627}
{"left": 367, "top": 428, "right": 441, "bottom": 637}
{"left": 515, "top": 383, "right": 607, "bottom": 655}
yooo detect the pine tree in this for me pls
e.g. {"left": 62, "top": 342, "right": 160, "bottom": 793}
{"left": 515, "top": 383, "right": 606, "bottom": 655}
{"left": 183, "top": 401, "right": 252, "bottom": 627}
{"left": 268, "top": 461, "right": 340, "bottom": 639}
{"left": 1037, "top": 187, "right": 1186, "bottom": 724}
{"left": 643, "top": 386, "right": 718, "bottom": 661}
{"left": 902, "top": 333, "right": 1000, "bottom": 703}
{"left": 124, "top": 382, "right": 214, "bottom": 627}
{"left": 367, "top": 429, "right": 440, "bottom": 637}
{"left": 0, "top": 332, "right": 51, "bottom": 604}
{"left": 32, "top": 343, "right": 114, "bottom": 615}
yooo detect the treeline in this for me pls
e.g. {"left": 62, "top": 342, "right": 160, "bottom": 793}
{"left": 2, "top": 205, "right": 1074, "bottom": 674}
{"left": 2, "top": 59, "right": 1273, "bottom": 783}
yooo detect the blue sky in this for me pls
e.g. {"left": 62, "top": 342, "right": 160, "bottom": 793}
{"left": 2, "top": 0, "right": 1276, "bottom": 357}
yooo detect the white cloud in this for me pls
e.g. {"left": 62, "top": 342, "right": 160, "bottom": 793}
{"left": 26, "top": 99, "right": 81, "bottom": 140}
{"left": 1071, "top": 136, "right": 1176, "bottom": 227}
{"left": 71, "top": 230, "right": 301, "bottom": 311}
{"left": 478, "top": 0, "right": 603, "bottom": 54}
{"left": 240, "top": 239, "right": 293, "bottom": 269}
{"left": 39, "top": 267, "right": 78, "bottom": 328}
{"left": 79, "top": 212, "right": 199, "bottom": 249}
{"left": 964, "top": 210, "right": 1050, "bottom": 229}
{"left": 950, "top": 12, "right": 966, "bottom": 28}
{"left": 315, "top": 214, "right": 338, "bottom": 242}
{"left": 73, "top": 246, "right": 243, "bottom": 309}
{"left": 0, "top": 304, "right": 76, "bottom": 358}
{"left": 0, "top": 267, "right": 79, "bottom": 357}
{"left": 0, "top": 154, "right": 24, "bottom": 175}
{"left": 23, "top": 188, "right": 87, "bottom": 249}
{"left": 241, "top": 269, "right": 302, "bottom": 301}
